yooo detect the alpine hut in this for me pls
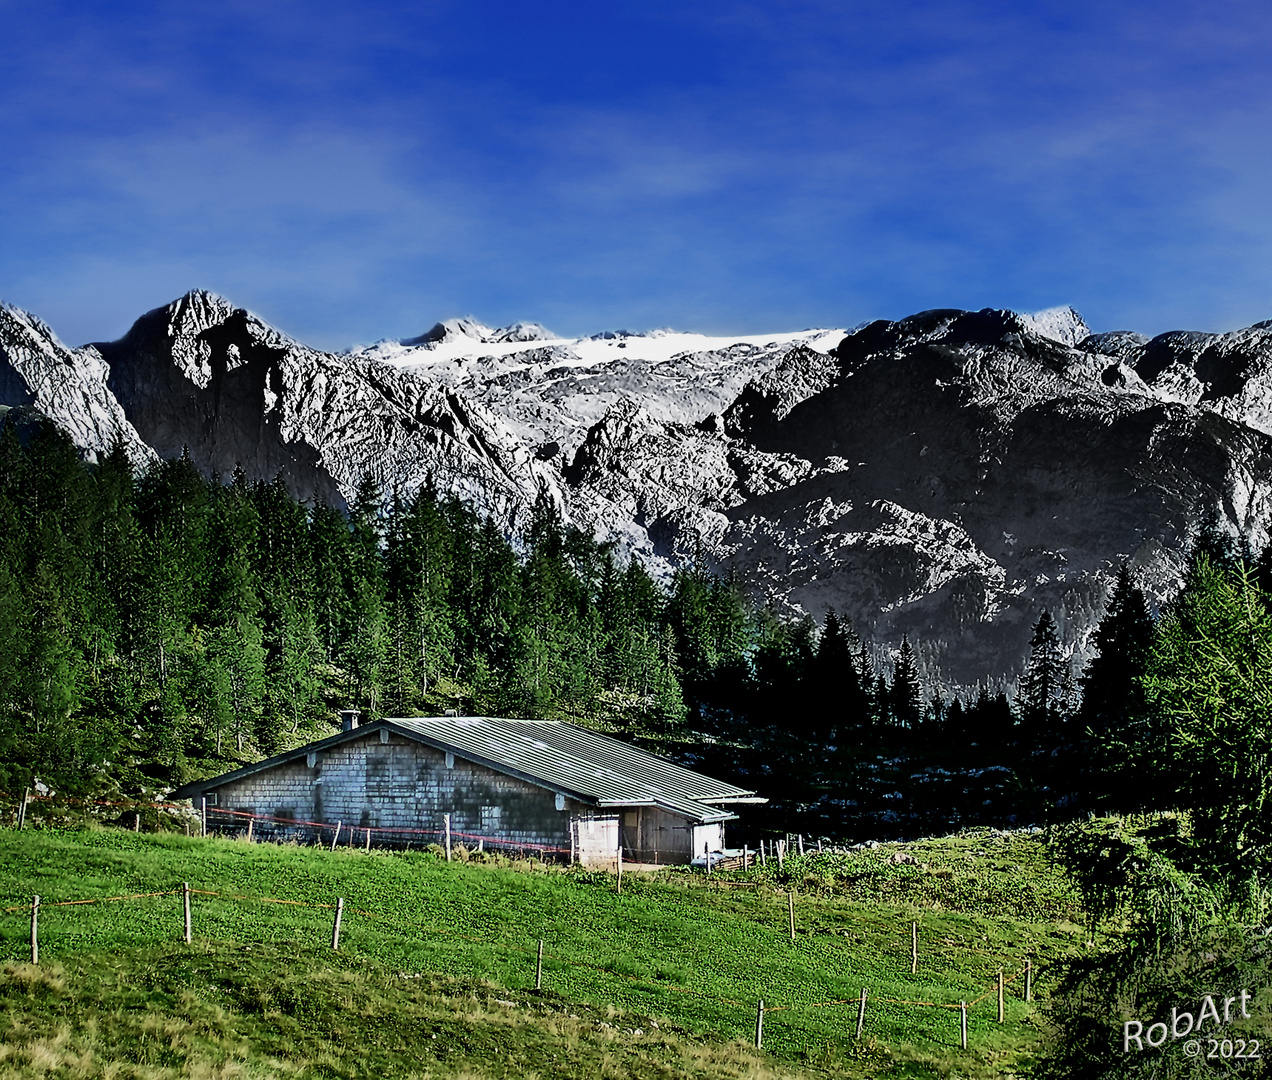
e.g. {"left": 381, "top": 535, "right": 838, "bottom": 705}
{"left": 170, "top": 715, "right": 763, "bottom": 865}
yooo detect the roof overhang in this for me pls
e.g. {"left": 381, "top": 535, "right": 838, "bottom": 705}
{"left": 594, "top": 798, "right": 735, "bottom": 824}
{"left": 169, "top": 717, "right": 759, "bottom": 826}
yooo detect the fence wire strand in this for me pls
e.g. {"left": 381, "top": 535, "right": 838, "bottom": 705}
{"left": 5, "top": 880, "right": 1036, "bottom": 1020}
{"left": 4, "top": 801, "right": 1046, "bottom": 1039}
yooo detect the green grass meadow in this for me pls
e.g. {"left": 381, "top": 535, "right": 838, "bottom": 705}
{"left": 0, "top": 826, "right": 1088, "bottom": 1078}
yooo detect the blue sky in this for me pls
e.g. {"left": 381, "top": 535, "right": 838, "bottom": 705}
{"left": 2, "top": 0, "right": 1271, "bottom": 349}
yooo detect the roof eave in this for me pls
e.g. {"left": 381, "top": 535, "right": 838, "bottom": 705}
{"left": 594, "top": 797, "right": 737, "bottom": 825}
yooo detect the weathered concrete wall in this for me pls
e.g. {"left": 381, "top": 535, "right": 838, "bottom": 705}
{"left": 573, "top": 814, "right": 620, "bottom": 866}
{"left": 691, "top": 823, "right": 724, "bottom": 859}
{"left": 208, "top": 729, "right": 590, "bottom": 853}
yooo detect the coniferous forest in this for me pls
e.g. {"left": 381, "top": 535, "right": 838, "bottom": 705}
{"left": 2, "top": 410, "right": 1269, "bottom": 844}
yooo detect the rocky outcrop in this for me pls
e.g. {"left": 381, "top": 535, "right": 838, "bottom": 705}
{"left": 5, "top": 291, "right": 1272, "bottom": 690}
{"left": 0, "top": 303, "right": 155, "bottom": 465}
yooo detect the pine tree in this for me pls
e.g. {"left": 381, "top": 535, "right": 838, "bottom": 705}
{"left": 251, "top": 476, "right": 324, "bottom": 748}
{"left": 342, "top": 475, "right": 390, "bottom": 718}
{"left": 809, "top": 609, "right": 867, "bottom": 747}
{"left": 965, "top": 682, "right": 1015, "bottom": 758}
{"left": 890, "top": 636, "right": 923, "bottom": 729}
{"left": 1020, "top": 610, "right": 1068, "bottom": 736}
{"left": 1079, "top": 564, "right": 1155, "bottom": 810}
{"left": 1142, "top": 554, "right": 1272, "bottom": 878}
{"left": 814, "top": 609, "right": 853, "bottom": 677}
{"left": 652, "top": 624, "right": 687, "bottom": 732}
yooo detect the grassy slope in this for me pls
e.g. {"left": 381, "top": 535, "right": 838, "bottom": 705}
{"left": 0, "top": 827, "right": 1086, "bottom": 1079}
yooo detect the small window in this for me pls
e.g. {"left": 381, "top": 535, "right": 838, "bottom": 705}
{"left": 555, "top": 792, "right": 566, "bottom": 812}
{"left": 481, "top": 805, "right": 502, "bottom": 833}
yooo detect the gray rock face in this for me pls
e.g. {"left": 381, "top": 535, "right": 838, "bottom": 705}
{"left": 0, "top": 302, "right": 155, "bottom": 466}
{"left": 4, "top": 291, "right": 1272, "bottom": 691}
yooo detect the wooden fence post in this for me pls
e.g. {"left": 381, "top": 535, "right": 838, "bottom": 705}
{"left": 617, "top": 846, "right": 623, "bottom": 893}
{"left": 18, "top": 787, "right": 29, "bottom": 829}
{"left": 30, "top": 895, "right": 39, "bottom": 964}
{"left": 183, "top": 882, "right": 192, "bottom": 944}
{"left": 365, "top": 828, "right": 371, "bottom": 852}
{"left": 797, "top": 834, "right": 804, "bottom": 856}
{"left": 787, "top": 891, "right": 796, "bottom": 942}
{"left": 444, "top": 814, "right": 452, "bottom": 861}
{"left": 911, "top": 920, "right": 918, "bottom": 974}
{"left": 200, "top": 797, "right": 207, "bottom": 837}
{"left": 855, "top": 988, "right": 867, "bottom": 1038}
{"left": 997, "top": 969, "right": 1005, "bottom": 1023}
{"left": 331, "top": 897, "right": 344, "bottom": 950}
{"left": 246, "top": 818, "right": 254, "bottom": 843}
{"left": 535, "top": 938, "right": 544, "bottom": 991}
{"left": 743, "top": 844, "right": 749, "bottom": 870}
{"left": 1025, "top": 958, "right": 1032, "bottom": 1002}
{"left": 755, "top": 1000, "right": 764, "bottom": 1049}
{"left": 134, "top": 810, "right": 140, "bottom": 832}
{"left": 960, "top": 1001, "right": 968, "bottom": 1049}
{"left": 330, "top": 821, "right": 342, "bottom": 852}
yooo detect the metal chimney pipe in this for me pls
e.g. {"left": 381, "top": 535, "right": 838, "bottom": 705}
{"left": 339, "top": 710, "right": 360, "bottom": 732}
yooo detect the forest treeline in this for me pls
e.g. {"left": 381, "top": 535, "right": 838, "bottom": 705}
{"left": 0, "top": 411, "right": 1266, "bottom": 841}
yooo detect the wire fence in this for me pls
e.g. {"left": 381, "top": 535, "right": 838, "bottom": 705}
{"left": 202, "top": 805, "right": 573, "bottom": 858}
{"left": 0, "top": 848, "right": 1042, "bottom": 1055}
{"left": 2, "top": 790, "right": 574, "bottom": 859}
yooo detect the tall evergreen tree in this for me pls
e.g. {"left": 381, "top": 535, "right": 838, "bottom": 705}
{"left": 1141, "top": 554, "right": 1272, "bottom": 878}
{"left": 890, "top": 636, "right": 923, "bottom": 730}
{"left": 1079, "top": 565, "right": 1155, "bottom": 810}
{"left": 1020, "top": 610, "right": 1068, "bottom": 735}
{"left": 809, "top": 609, "right": 864, "bottom": 747}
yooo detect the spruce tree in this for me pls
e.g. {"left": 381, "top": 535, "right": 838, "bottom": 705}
{"left": 890, "top": 636, "right": 923, "bottom": 730}
{"left": 1020, "top": 610, "right": 1068, "bottom": 737}
{"left": 1079, "top": 564, "right": 1155, "bottom": 810}
{"left": 810, "top": 609, "right": 858, "bottom": 746}
{"left": 1142, "top": 554, "right": 1272, "bottom": 878}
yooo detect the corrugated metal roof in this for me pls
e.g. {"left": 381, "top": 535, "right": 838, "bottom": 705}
{"left": 171, "top": 716, "right": 760, "bottom": 824}
{"left": 387, "top": 717, "right": 754, "bottom": 823}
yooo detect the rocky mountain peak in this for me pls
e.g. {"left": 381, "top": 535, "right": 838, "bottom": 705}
{"left": 1020, "top": 305, "right": 1091, "bottom": 346}
{"left": 6, "top": 293, "right": 1272, "bottom": 693}
{"left": 403, "top": 317, "right": 555, "bottom": 348}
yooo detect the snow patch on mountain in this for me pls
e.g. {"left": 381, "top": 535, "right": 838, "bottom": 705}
{"left": 11, "top": 291, "right": 1272, "bottom": 691}
{"left": 1020, "top": 306, "right": 1090, "bottom": 346}
{"left": 351, "top": 324, "right": 846, "bottom": 462}
{"left": 394, "top": 317, "right": 557, "bottom": 349}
